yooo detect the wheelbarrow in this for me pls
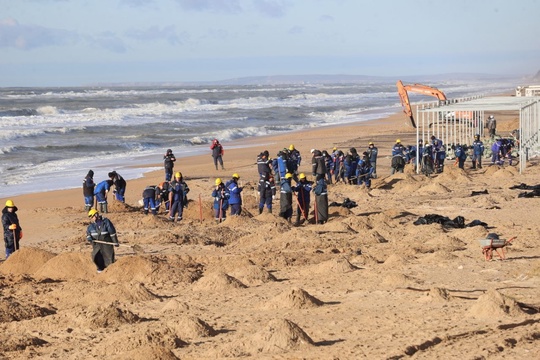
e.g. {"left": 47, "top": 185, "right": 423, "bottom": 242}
{"left": 478, "top": 233, "right": 516, "bottom": 261}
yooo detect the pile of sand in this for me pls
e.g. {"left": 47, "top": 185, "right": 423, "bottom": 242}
{"left": 161, "top": 298, "right": 190, "bottom": 313}
{"left": 0, "top": 247, "right": 56, "bottom": 276}
{"left": 0, "top": 296, "right": 55, "bottom": 322}
{"left": 0, "top": 334, "right": 47, "bottom": 353}
{"left": 434, "top": 166, "right": 472, "bottom": 184}
{"left": 249, "top": 318, "right": 314, "bottom": 354}
{"left": 263, "top": 287, "right": 324, "bottom": 309}
{"left": 83, "top": 302, "right": 141, "bottom": 329}
{"left": 309, "top": 257, "right": 356, "bottom": 275}
{"left": 33, "top": 252, "right": 96, "bottom": 280}
{"left": 98, "top": 323, "right": 186, "bottom": 356}
{"left": 99, "top": 255, "right": 203, "bottom": 284}
{"left": 167, "top": 315, "right": 217, "bottom": 340}
{"left": 427, "top": 287, "right": 453, "bottom": 302}
{"left": 230, "top": 264, "right": 277, "bottom": 286}
{"left": 416, "top": 182, "right": 451, "bottom": 195}
{"left": 468, "top": 289, "right": 525, "bottom": 319}
{"left": 192, "top": 271, "right": 247, "bottom": 291}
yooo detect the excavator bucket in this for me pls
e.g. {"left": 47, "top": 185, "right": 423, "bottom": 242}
{"left": 396, "top": 80, "right": 416, "bottom": 128}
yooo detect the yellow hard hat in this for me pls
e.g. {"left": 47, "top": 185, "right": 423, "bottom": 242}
{"left": 396, "top": 139, "right": 401, "bottom": 143}
{"left": 88, "top": 208, "right": 99, "bottom": 218}
{"left": 289, "top": 144, "right": 295, "bottom": 151}
{"left": 175, "top": 171, "right": 182, "bottom": 178}
{"left": 299, "top": 173, "right": 306, "bottom": 179}
{"left": 5, "top": 199, "right": 15, "bottom": 207}
{"left": 332, "top": 147, "right": 337, "bottom": 151}
{"left": 215, "top": 178, "right": 222, "bottom": 185}
{"left": 232, "top": 173, "right": 240, "bottom": 179}
{"left": 369, "top": 142, "right": 374, "bottom": 145}
{"left": 285, "top": 173, "right": 293, "bottom": 179}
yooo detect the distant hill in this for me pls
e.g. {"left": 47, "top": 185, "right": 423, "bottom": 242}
{"left": 532, "top": 69, "right": 540, "bottom": 81}
{"left": 197, "top": 73, "right": 519, "bottom": 86}
{"left": 92, "top": 73, "right": 522, "bottom": 87}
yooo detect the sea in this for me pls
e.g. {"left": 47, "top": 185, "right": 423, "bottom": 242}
{"left": 0, "top": 79, "right": 519, "bottom": 198}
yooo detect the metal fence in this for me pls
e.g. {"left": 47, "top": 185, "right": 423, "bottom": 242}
{"left": 414, "top": 95, "right": 540, "bottom": 173}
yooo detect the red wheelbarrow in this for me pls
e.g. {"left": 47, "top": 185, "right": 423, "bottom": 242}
{"left": 478, "top": 233, "right": 516, "bottom": 261}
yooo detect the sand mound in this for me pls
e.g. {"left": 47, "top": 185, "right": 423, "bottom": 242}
{"left": 0, "top": 247, "right": 56, "bottom": 276}
{"left": 161, "top": 298, "right": 190, "bottom": 313}
{"left": 0, "top": 296, "right": 55, "bottom": 322}
{"left": 483, "top": 165, "right": 503, "bottom": 176}
{"left": 230, "top": 264, "right": 277, "bottom": 286}
{"left": 167, "top": 315, "right": 217, "bottom": 339}
{"left": 250, "top": 318, "right": 314, "bottom": 353}
{"left": 382, "top": 254, "right": 408, "bottom": 267}
{"left": 416, "top": 182, "right": 451, "bottom": 195}
{"left": 311, "top": 257, "right": 358, "bottom": 274}
{"left": 83, "top": 301, "right": 141, "bottom": 329}
{"left": 95, "top": 281, "right": 160, "bottom": 303}
{"left": 34, "top": 252, "right": 96, "bottom": 280}
{"left": 101, "top": 323, "right": 186, "bottom": 356}
{"left": 0, "top": 334, "right": 47, "bottom": 353}
{"left": 264, "top": 287, "right": 324, "bottom": 309}
{"left": 427, "top": 287, "right": 453, "bottom": 302}
{"left": 468, "top": 289, "right": 525, "bottom": 319}
{"left": 361, "top": 229, "right": 388, "bottom": 244}
{"left": 192, "top": 271, "right": 247, "bottom": 291}
{"left": 491, "top": 167, "right": 516, "bottom": 178}
{"left": 329, "top": 206, "right": 353, "bottom": 217}
{"left": 111, "top": 346, "right": 180, "bottom": 360}
{"left": 434, "top": 166, "right": 472, "bottom": 184}
{"left": 99, "top": 255, "right": 202, "bottom": 284}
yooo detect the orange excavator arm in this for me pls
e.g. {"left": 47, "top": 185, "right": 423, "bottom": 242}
{"left": 396, "top": 80, "right": 447, "bottom": 128}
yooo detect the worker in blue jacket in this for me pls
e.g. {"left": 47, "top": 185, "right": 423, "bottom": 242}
{"left": 212, "top": 178, "right": 230, "bottom": 222}
{"left": 94, "top": 179, "right": 113, "bottom": 213}
{"left": 292, "top": 173, "right": 312, "bottom": 225}
{"left": 225, "top": 173, "right": 243, "bottom": 216}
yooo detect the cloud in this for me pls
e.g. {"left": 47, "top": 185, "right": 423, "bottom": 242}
{"left": 124, "top": 25, "right": 185, "bottom": 45}
{"left": 0, "top": 17, "right": 78, "bottom": 50}
{"left": 91, "top": 32, "right": 127, "bottom": 53}
{"left": 252, "top": 0, "right": 290, "bottom": 18}
{"left": 319, "top": 15, "right": 334, "bottom": 22}
{"left": 174, "top": 0, "right": 242, "bottom": 13}
{"left": 119, "top": 0, "right": 157, "bottom": 7}
{"left": 288, "top": 26, "right": 303, "bottom": 35}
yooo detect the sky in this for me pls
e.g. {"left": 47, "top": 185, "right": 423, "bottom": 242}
{"left": 0, "top": 0, "right": 539, "bottom": 87}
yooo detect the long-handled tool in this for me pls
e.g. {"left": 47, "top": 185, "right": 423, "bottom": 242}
{"left": 199, "top": 193, "right": 203, "bottom": 222}
{"left": 314, "top": 196, "right": 319, "bottom": 224}
{"left": 92, "top": 240, "right": 143, "bottom": 254}
{"left": 218, "top": 196, "right": 223, "bottom": 223}
{"left": 293, "top": 192, "right": 308, "bottom": 221}
{"left": 13, "top": 229, "right": 18, "bottom": 251}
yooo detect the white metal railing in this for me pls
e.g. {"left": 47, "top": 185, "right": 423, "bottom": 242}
{"left": 414, "top": 95, "right": 540, "bottom": 173}
{"left": 519, "top": 98, "right": 540, "bottom": 173}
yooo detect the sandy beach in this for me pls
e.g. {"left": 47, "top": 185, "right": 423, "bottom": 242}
{"left": 1, "top": 109, "right": 539, "bottom": 359}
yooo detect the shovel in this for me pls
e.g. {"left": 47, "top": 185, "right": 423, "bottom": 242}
{"left": 13, "top": 229, "right": 18, "bottom": 251}
{"left": 92, "top": 240, "right": 144, "bottom": 254}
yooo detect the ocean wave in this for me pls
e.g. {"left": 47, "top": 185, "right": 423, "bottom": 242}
{"left": 0, "top": 108, "right": 38, "bottom": 117}
{"left": 36, "top": 105, "right": 59, "bottom": 115}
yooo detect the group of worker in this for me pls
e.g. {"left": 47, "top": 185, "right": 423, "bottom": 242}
{"left": 83, "top": 170, "right": 127, "bottom": 213}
